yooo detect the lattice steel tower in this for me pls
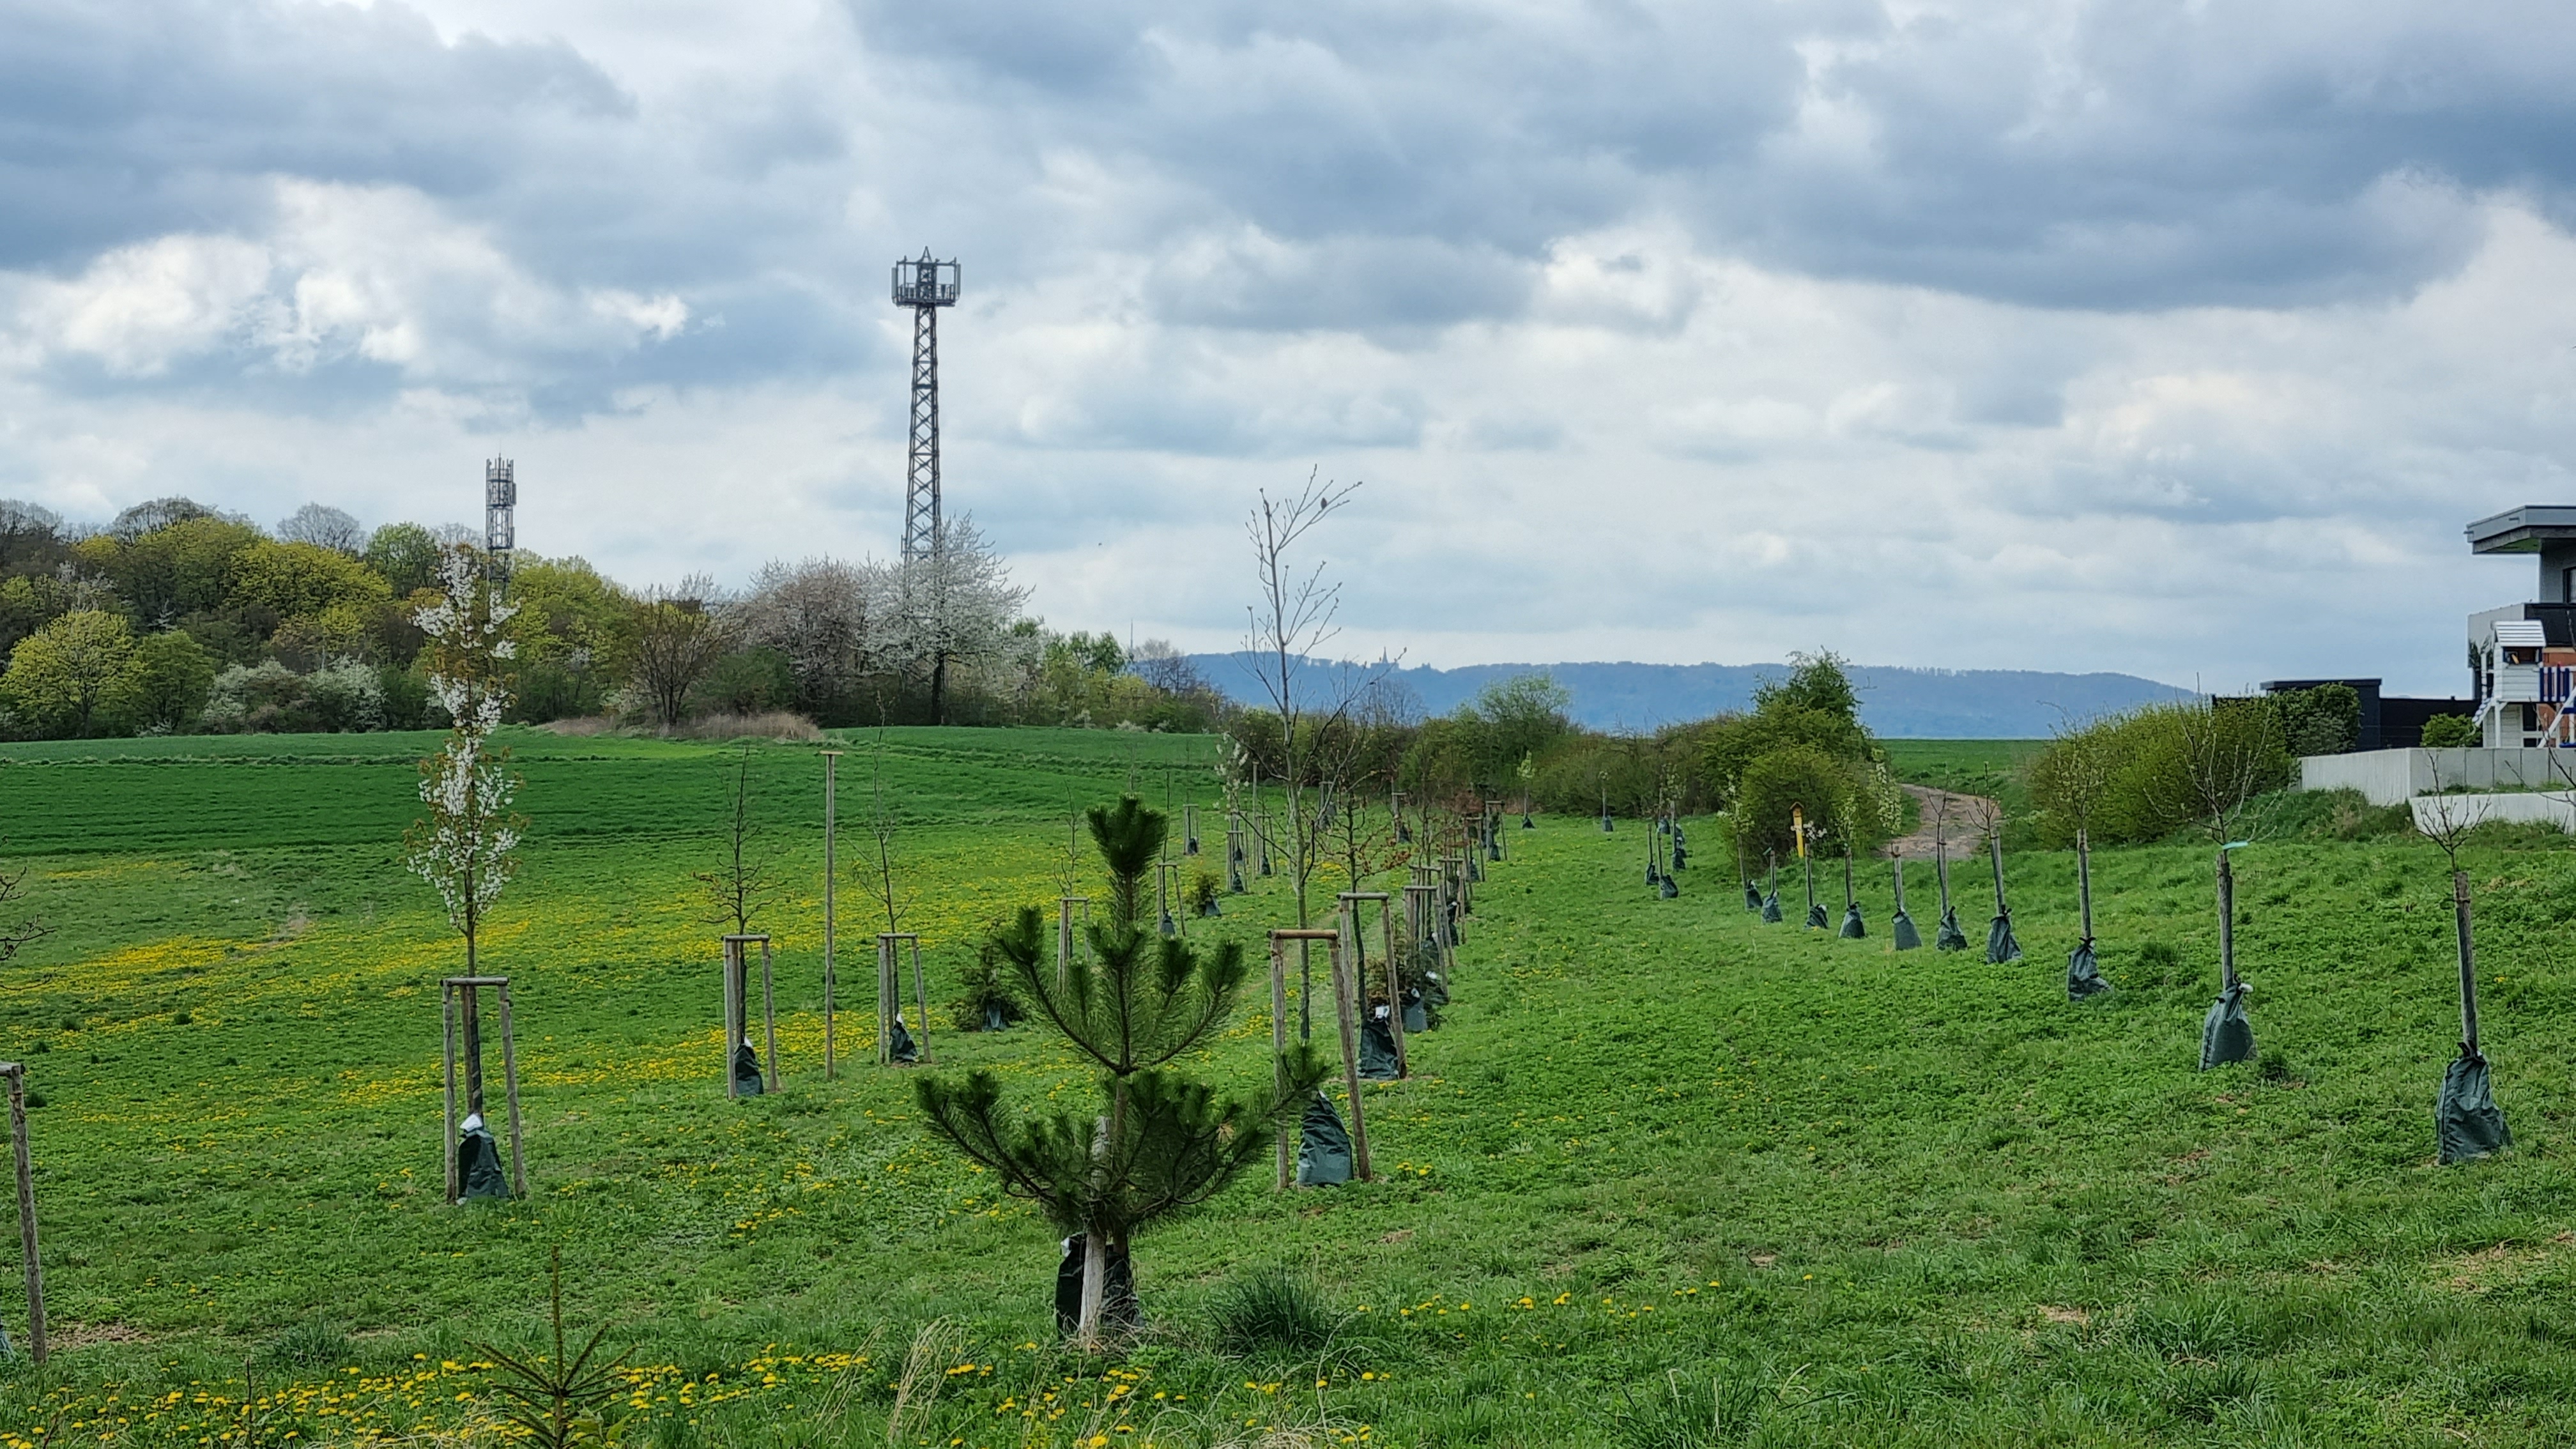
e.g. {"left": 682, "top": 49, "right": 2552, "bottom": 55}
{"left": 891, "top": 251, "right": 960, "bottom": 565}
{"left": 484, "top": 457, "right": 516, "bottom": 588}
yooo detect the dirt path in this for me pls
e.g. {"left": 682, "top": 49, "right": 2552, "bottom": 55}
{"left": 1889, "top": 783, "right": 1998, "bottom": 861}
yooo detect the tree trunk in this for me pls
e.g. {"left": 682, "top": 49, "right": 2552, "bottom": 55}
{"left": 459, "top": 984, "right": 484, "bottom": 1116}
{"left": 2217, "top": 848, "right": 2237, "bottom": 992}
{"left": 2076, "top": 824, "right": 2093, "bottom": 940}
{"left": 2455, "top": 870, "right": 2480, "bottom": 1056}
{"left": 930, "top": 652, "right": 948, "bottom": 726}
{"left": 1079, "top": 1074, "right": 1130, "bottom": 1348}
{"left": 1077, "top": 1223, "right": 1107, "bottom": 1349}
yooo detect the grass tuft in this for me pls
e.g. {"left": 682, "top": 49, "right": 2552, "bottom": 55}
{"left": 1208, "top": 1269, "right": 1338, "bottom": 1356}
{"left": 259, "top": 1317, "right": 351, "bottom": 1370}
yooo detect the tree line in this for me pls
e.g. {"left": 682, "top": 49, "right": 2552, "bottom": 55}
{"left": 1220, "top": 650, "right": 1896, "bottom": 856}
{"left": 0, "top": 497, "right": 1226, "bottom": 739}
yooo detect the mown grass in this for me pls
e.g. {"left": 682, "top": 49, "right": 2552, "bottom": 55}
{"left": 1882, "top": 739, "right": 2044, "bottom": 816}
{"left": 0, "top": 732, "right": 2572, "bottom": 1445}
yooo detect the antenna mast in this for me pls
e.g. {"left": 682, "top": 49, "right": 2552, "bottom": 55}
{"left": 484, "top": 457, "right": 516, "bottom": 589}
{"left": 891, "top": 251, "right": 960, "bottom": 565}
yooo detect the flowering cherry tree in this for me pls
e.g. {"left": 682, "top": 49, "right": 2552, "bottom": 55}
{"left": 406, "top": 547, "right": 526, "bottom": 972}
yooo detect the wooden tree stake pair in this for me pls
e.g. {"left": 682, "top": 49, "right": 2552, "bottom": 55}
{"left": 1269, "top": 928, "right": 1373, "bottom": 1188}
{"left": 0, "top": 1062, "right": 41, "bottom": 1363}
{"left": 877, "top": 933, "right": 932, "bottom": 1066}
{"left": 722, "top": 936, "right": 779, "bottom": 1095}
{"left": 440, "top": 977, "right": 526, "bottom": 1201}
{"left": 1338, "top": 891, "right": 1403, "bottom": 1077}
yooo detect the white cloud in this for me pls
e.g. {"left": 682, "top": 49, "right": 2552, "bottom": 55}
{"left": 8, "top": 0, "right": 2576, "bottom": 700}
{"left": 8, "top": 179, "right": 686, "bottom": 382}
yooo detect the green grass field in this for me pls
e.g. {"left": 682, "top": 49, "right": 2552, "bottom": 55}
{"left": 1882, "top": 739, "right": 2045, "bottom": 808}
{"left": 1, "top": 730, "right": 2574, "bottom": 1446}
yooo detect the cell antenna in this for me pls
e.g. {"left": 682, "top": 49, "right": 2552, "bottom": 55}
{"left": 891, "top": 250, "right": 961, "bottom": 565}
{"left": 484, "top": 457, "right": 516, "bottom": 588}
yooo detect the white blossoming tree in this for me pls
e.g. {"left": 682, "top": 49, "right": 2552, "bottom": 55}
{"left": 406, "top": 547, "right": 526, "bottom": 973}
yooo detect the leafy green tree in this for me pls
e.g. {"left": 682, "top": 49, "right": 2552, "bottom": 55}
{"left": 3, "top": 610, "right": 138, "bottom": 737}
{"left": 1397, "top": 715, "right": 1476, "bottom": 802}
{"left": 0, "top": 574, "right": 81, "bottom": 658}
{"left": 1754, "top": 650, "right": 1861, "bottom": 721}
{"left": 364, "top": 523, "right": 444, "bottom": 598}
{"left": 121, "top": 631, "right": 217, "bottom": 733}
{"left": 619, "top": 584, "right": 733, "bottom": 727}
{"left": 73, "top": 515, "right": 263, "bottom": 624}
{"left": 1700, "top": 651, "right": 1876, "bottom": 808}
{"left": 1464, "top": 672, "right": 1572, "bottom": 785}
{"left": 917, "top": 796, "right": 1327, "bottom": 1347}
{"left": 230, "top": 539, "right": 394, "bottom": 620}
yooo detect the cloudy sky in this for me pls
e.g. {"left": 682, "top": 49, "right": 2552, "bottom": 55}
{"left": 8, "top": 0, "right": 2576, "bottom": 694}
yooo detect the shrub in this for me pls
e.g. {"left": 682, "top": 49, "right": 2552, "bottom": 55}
{"left": 949, "top": 932, "right": 1024, "bottom": 1032}
{"left": 201, "top": 661, "right": 307, "bottom": 733}
{"left": 693, "top": 648, "right": 795, "bottom": 716}
{"left": 303, "top": 661, "right": 386, "bottom": 732}
{"left": 1209, "top": 1269, "right": 1338, "bottom": 1355}
{"left": 2273, "top": 684, "right": 2359, "bottom": 757}
{"left": 2421, "top": 713, "right": 2478, "bottom": 748}
{"left": 2028, "top": 702, "right": 2293, "bottom": 847}
{"left": 1732, "top": 744, "right": 1864, "bottom": 859}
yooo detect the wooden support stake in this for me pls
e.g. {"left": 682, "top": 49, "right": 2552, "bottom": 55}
{"left": 1057, "top": 897, "right": 1089, "bottom": 986}
{"left": 722, "top": 937, "right": 746, "bottom": 1096}
{"left": 823, "top": 750, "right": 840, "bottom": 1080}
{"left": 1326, "top": 934, "right": 1372, "bottom": 1182}
{"left": 1270, "top": 936, "right": 1290, "bottom": 1191}
{"left": 2, "top": 1064, "right": 41, "bottom": 1364}
{"left": 760, "top": 937, "right": 779, "bottom": 1091}
{"left": 907, "top": 933, "right": 932, "bottom": 1066}
{"left": 494, "top": 981, "right": 525, "bottom": 1199}
{"left": 876, "top": 934, "right": 896, "bottom": 1066}
{"left": 441, "top": 988, "right": 459, "bottom": 1199}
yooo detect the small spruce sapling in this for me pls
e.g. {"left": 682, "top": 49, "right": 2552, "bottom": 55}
{"left": 916, "top": 797, "right": 1328, "bottom": 1349}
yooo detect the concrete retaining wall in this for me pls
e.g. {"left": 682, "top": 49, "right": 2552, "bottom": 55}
{"left": 2300, "top": 748, "right": 2572, "bottom": 806}
{"left": 2410, "top": 791, "right": 2576, "bottom": 834}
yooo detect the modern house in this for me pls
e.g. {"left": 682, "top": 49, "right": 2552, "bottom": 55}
{"left": 2465, "top": 504, "right": 2576, "bottom": 747}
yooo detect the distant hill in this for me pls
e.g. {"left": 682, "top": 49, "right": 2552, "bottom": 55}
{"left": 1183, "top": 656, "right": 2193, "bottom": 739}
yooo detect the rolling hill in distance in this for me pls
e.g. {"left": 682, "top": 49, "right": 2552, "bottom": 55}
{"left": 1184, "top": 654, "right": 2195, "bottom": 738}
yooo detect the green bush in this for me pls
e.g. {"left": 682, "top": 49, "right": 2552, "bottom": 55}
{"left": 1733, "top": 744, "right": 1863, "bottom": 859}
{"left": 948, "top": 930, "right": 1025, "bottom": 1032}
{"left": 2273, "top": 683, "right": 2360, "bottom": 757}
{"left": 2421, "top": 713, "right": 2478, "bottom": 748}
{"left": 2028, "top": 702, "right": 2294, "bottom": 847}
